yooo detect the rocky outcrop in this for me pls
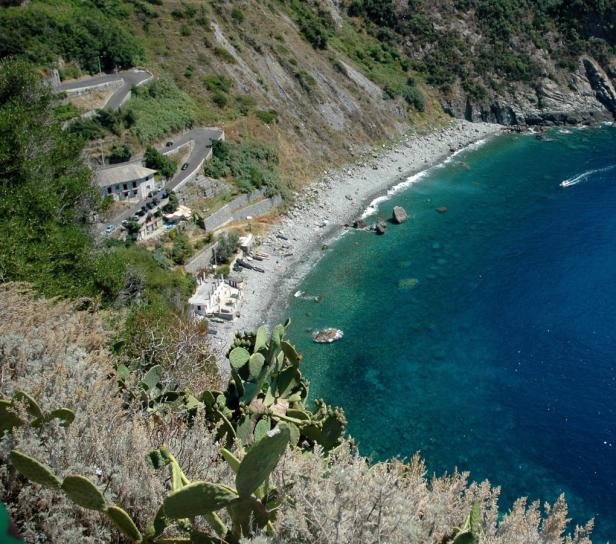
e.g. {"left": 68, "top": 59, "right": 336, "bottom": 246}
{"left": 583, "top": 57, "right": 616, "bottom": 115}
{"left": 375, "top": 221, "right": 387, "bottom": 235}
{"left": 392, "top": 206, "right": 408, "bottom": 224}
{"left": 443, "top": 56, "right": 616, "bottom": 126}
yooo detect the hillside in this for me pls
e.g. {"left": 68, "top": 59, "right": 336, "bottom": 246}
{"left": 2, "top": 0, "right": 614, "bottom": 183}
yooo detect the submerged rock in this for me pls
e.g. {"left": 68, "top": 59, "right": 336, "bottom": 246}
{"left": 312, "top": 328, "right": 344, "bottom": 343}
{"left": 435, "top": 207, "right": 448, "bottom": 214}
{"left": 398, "top": 278, "right": 420, "bottom": 290}
{"left": 392, "top": 206, "right": 408, "bottom": 224}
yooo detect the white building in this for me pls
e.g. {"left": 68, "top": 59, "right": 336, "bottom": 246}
{"left": 189, "top": 277, "right": 242, "bottom": 321}
{"left": 96, "top": 163, "right": 160, "bottom": 202}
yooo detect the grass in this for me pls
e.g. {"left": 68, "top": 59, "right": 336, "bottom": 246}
{"left": 124, "top": 77, "right": 198, "bottom": 145}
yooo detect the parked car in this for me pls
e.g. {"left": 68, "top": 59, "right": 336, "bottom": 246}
{"left": 181, "top": 162, "right": 189, "bottom": 171}
{"left": 161, "top": 191, "right": 169, "bottom": 198}
{"left": 105, "top": 224, "right": 116, "bottom": 235}
{"left": 166, "top": 141, "right": 173, "bottom": 147}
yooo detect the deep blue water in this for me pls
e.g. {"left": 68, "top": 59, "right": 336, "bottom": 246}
{"left": 286, "top": 126, "right": 616, "bottom": 541}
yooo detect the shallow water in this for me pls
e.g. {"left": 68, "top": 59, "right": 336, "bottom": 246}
{"left": 286, "top": 126, "right": 616, "bottom": 541}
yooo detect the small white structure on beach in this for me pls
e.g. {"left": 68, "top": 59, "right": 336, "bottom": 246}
{"left": 239, "top": 233, "right": 254, "bottom": 254}
{"left": 96, "top": 163, "right": 160, "bottom": 202}
{"left": 189, "top": 276, "right": 242, "bottom": 321}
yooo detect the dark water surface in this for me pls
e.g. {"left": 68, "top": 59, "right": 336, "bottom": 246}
{"left": 286, "top": 126, "right": 616, "bottom": 541}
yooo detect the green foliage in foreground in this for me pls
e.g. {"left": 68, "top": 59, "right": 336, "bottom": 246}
{"left": 0, "top": 0, "right": 143, "bottom": 72}
{"left": 9, "top": 423, "right": 292, "bottom": 543}
{"left": 124, "top": 78, "right": 199, "bottom": 145}
{"left": 204, "top": 139, "right": 281, "bottom": 195}
{"left": 0, "top": 391, "right": 74, "bottom": 434}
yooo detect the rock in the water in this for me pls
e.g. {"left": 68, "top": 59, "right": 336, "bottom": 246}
{"left": 312, "top": 328, "right": 344, "bottom": 343}
{"left": 435, "top": 207, "right": 448, "bottom": 214}
{"left": 375, "top": 221, "right": 387, "bottom": 235}
{"left": 353, "top": 219, "right": 368, "bottom": 229}
{"left": 392, "top": 206, "right": 408, "bottom": 224}
{"left": 398, "top": 278, "right": 420, "bottom": 290}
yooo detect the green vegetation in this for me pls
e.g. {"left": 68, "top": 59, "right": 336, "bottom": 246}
{"left": 213, "top": 232, "right": 240, "bottom": 264}
{"left": 124, "top": 77, "right": 199, "bottom": 145}
{"left": 342, "top": 0, "right": 616, "bottom": 93}
{"left": 144, "top": 146, "right": 177, "bottom": 179}
{"left": 205, "top": 139, "right": 281, "bottom": 194}
{"left": 0, "top": 0, "right": 143, "bottom": 72}
{"left": 167, "top": 232, "right": 194, "bottom": 265}
{"left": 0, "top": 57, "right": 196, "bottom": 384}
{"left": 255, "top": 108, "right": 279, "bottom": 124}
{"left": 107, "top": 143, "right": 132, "bottom": 164}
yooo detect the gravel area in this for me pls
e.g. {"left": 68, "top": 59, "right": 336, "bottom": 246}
{"left": 209, "top": 120, "right": 504, "bottom": 373}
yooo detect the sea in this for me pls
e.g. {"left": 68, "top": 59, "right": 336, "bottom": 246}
{"left": 285, "top": 125, "right": 616, "bottom": 541}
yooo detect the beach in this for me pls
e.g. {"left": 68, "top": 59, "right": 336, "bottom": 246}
{"left": 209, "top": 119, "right": 504, "bottom": 371}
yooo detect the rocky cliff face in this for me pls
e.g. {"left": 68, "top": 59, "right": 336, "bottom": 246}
{"left": 444, "top": 56, "right": 616, "bottom": 126}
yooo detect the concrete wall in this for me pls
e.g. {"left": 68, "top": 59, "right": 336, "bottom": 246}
{"left": 185, "top": 192, "right": 283, "bottom": 274}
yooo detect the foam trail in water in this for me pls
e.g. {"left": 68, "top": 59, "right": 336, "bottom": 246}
{"left": 361, "top": 138, "right": 489, "bottom": 218}
{"left": 560, "top": 164, "right": 616, "bottom": 187}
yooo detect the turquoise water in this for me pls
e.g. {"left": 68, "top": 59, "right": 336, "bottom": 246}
{"left": 286, "top": 126, "right": 616, "bottom": 541}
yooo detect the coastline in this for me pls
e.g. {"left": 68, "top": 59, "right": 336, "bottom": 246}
{"left": 209, "top": 119, "right": 504, "bottom": 372}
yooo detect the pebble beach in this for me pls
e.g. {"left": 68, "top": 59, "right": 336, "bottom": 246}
{"left": 209, "top": 119, "right": 504, "bottom": 371}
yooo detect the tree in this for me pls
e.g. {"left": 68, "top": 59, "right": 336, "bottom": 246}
{"left": 212, "top": 232, "right": 239, "bottom": 264}
{"left": 144, "top": 146, "right": 177, "bottom": 179}
{"left": 0, "top": 57, "right": 97, "bottom": 296}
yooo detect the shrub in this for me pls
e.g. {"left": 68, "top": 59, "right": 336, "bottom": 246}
{"left": 204, "top": 139, "right": 281, "bottom": 194}
{"left": 203, "top": 74, "right": 233, "bottom": 93}
{"left": 213, "top": 46, "right": 237, "bottom": 64}
{"left": 124, "top": 78, "right": 198, "bottom": 144}
{"left": 255, "top": 109, "right": 278, "bottom": 124}
{"left": 107, "top": 144, "right": 132, "bottom": 164}
{"left": 212, "top": 91, "right": 228, "bottom": 108}
{"left": 0, "top": 285, "right": 595, "bottom": 544}
{"left": 144, "top": 147, "right": 177, "bottom": 179}
{"left": 231, "top": 7, "right": 244, "bottom": 23}
{"left": 167, "top": 233, "right": 194, "bottom": 265}
{"left": 212, "top": 232, "right": 239, "bottom": 264}
{"left": 0, "top": 0, "right": 143, "bottom": 73}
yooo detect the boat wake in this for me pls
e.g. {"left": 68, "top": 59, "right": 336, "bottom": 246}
{"left": 560, "top": 164, "right": 616, "bottom": 187}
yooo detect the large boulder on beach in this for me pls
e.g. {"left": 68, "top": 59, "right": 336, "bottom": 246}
{"left": 392, "top": 206, "right": 408, "bottom": 224}
{"left": 375, "top": 222, "right": 387, "bottom": 235}
{"left": 353, "top": 219, "right": 368, "bottom": 229}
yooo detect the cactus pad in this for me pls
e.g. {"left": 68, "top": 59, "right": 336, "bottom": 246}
{"left": 0, "top": 401, "right": 23, "bottom": 434}
{"left": 229, "top": 347, "right": 251, "bottom": 369}
{"left": 236, "top": 425, "right": 290, "bottom": 497}
{"left": 61, "top": 475, "right": 107, "bottom": 511}
{"left": 9, "top": 450, "right": 61, "bottom": 489}
{"left": 47, "top": 408, "right": 75, "bottom": 427}
{"left": 105, "top": 505, "right": 142, "bottom": 541}
{"left": 164, "top": 481, "right": 238, "bottom": 518}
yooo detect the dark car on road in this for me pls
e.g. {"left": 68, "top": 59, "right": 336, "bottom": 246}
{"left": 181, "top": 162, "right": 189, "bottom": 171}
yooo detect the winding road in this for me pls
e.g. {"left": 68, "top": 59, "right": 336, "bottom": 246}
{"left": 55, "top": 70, "right": 225, "bottom": 228}
{"left": 55, "top": 69, "right": 153, "bottom": 110}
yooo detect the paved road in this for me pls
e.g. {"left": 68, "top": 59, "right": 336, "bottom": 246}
{"left": 107, "top": 127, "right": 224, "bottom": 226}
{"left": 163, "top": 127, "right": 224, "bottom": 191}
{"left": 57, "top": 70, "right": 223, "bottom": 231}
{"left": 55, "top": 69, "right": 153, "bottom": 110}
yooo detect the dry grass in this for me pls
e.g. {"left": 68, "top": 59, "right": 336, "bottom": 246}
{"left": 0, "top": 284, "right": 594, "bottom": 543}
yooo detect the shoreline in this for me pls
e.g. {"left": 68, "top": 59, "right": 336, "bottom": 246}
{"left": 209, "top": 119, "right": 504, "bottom": 372}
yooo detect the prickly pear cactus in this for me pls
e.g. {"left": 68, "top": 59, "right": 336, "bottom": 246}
{"left": 202, "top": 321, "right": 346, "bottom": 452}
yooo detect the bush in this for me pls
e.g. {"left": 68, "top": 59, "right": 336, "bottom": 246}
{"left": 255, "top": 109, "right": 279, "bottom": 124}
{"left": 124, "top": 78, "right": 198, "bottom": 144}
{"left": 108, "top": 144, "right": 132, "bottom": 164}
{"left": 0, "top": 0, "right": 143, "bottom": 73}
{"left": 212, "top": 92, "right": 228, "bottom": 108}
{"left": 212, "top": 232, "right": 239, "bottom": 264}
{"left": 0, "top": 285, "right": 594, "bottom": 544}
{"left": 204, "top": 139, "right": 281, "bottom": 194}
{"left": 144, "top": 147, "right": 177, "bottom": 179}
{"left": 167, "top": 233, "right": 194, "bottom": 265}
{"left": 203, "top": 74, "right": 233, "bottom": 93}
{"left": 231, "top": 7, "right": 245, "bottom": 23}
